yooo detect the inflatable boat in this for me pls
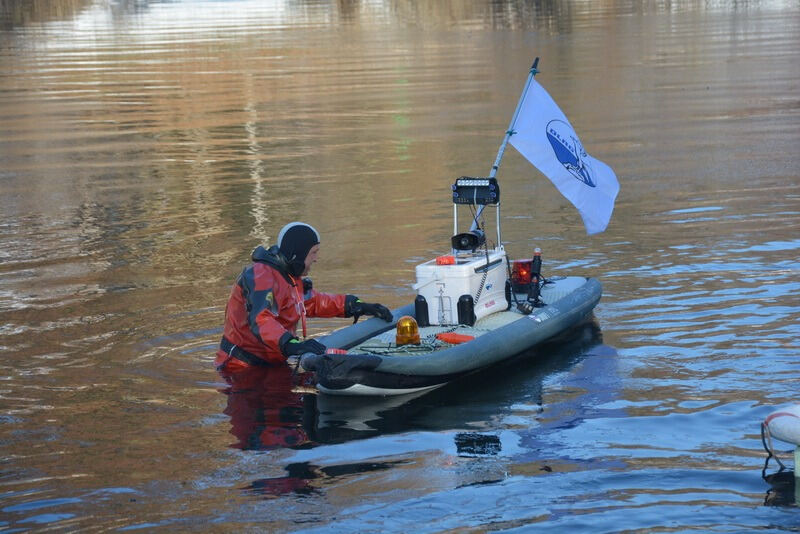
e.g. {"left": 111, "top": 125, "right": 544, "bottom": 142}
{"left": 301, "top": 275, "right": 601, "bottom": 396}
{"left": 300, "top": 58, "right": 618, "bottom": 396}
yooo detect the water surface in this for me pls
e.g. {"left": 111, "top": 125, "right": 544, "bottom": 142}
{"left": 1, "top": 0, "right": 799, "bottom": 531}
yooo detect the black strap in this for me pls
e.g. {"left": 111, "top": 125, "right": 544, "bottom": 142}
{"left": 219, "top": 337, "right": 270, "bottom": 367}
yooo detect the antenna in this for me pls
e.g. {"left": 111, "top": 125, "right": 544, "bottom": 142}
{"left": 470, "top": 57, "right": 541, "bottom": 239}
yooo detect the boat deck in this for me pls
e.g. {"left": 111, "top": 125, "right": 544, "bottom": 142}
{"left": 352, "top": 309, "right": 525, "bottom": 356}
{"left": 350, "top": 276, "right": 587, "bottom": 356}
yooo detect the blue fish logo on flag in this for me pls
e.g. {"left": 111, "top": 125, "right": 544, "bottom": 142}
{"left": 546, "top": 120, "right": 595, "bottom": 187}
{"left": 509, "top": 78, "right": 619, "bottom": 235}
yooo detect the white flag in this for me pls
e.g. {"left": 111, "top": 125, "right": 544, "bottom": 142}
{"left": 509, "top": 78, "right": 619, "bottom": 235}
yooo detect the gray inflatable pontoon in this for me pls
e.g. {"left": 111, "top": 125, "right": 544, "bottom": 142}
{"left": 300, "top": 276, "right": 601, "bottom": 396}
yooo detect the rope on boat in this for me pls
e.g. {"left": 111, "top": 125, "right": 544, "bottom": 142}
{"left": 355, "top": 343, "right": 441, "bottom": 356}
{"left": 354, "top": 324, "right": 490, "bottom": 356}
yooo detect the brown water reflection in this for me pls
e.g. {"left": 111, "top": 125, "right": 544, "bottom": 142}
{"left": 1, "top": 0, "right": 799, "bottom": 531}
{"left": 0, "top": 0, "right": 91, "bottom": 29}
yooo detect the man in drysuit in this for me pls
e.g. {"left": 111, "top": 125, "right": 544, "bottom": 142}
{"left": 215, "top": 221, "right": 393, "bottom": 373}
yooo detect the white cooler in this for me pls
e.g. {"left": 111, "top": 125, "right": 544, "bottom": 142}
{"left": 414, "top": 248, "right": 509, "bottom": 325}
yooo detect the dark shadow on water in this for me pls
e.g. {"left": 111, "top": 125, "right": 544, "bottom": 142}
{"left": 219, "top": 319, "right": 608, "bottom": 497}
{"left": 218, "top": 318, "right": 606, "bottom": 450}
{"left": 311, "top": 317, "right": 607, "bottom": 443}
{"left": 763, "top": 467, "right": 796, "bottom": 507}
{"left": 242, "top": 459, "right": 408, "bottom": 499}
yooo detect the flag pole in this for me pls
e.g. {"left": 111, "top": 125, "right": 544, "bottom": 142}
{"left": 471, "top": 57, "right": 540, "bottom": 236}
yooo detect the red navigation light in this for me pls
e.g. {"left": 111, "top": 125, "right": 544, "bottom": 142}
{"left": 511, "top": 259, "right": 533, "bottom": 285}
{"left": 436, "top": 255, "right": 456, "bottom": 265}
{"left": 511, "top": 259, "right": 533, "bottom": 292}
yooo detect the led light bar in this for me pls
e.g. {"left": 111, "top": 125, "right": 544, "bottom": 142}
{"left": 456, "top": 178, "right": 490, "bottom": 187}
{"left": 452, "top": 176, "right": 499, "bottom": 205}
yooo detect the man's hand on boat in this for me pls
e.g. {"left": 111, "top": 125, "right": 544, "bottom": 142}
{"left": 281, "top": 337, "right": 326, "bottom": 357}
{"left": 347, "top": 299, "right": 393, "bottom": 324}
{"left": 282, "top": 338, "right": 327, "bottom": 373}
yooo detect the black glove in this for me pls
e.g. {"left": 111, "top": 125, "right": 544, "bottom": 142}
{"left": 281, "top": 337, "right": 326, "bottom": 357}
{"left": 350, "top": 300, "right": 393, "bottom": 323}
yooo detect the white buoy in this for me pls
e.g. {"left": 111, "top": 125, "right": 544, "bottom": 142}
{"left": 764, "top": 405, "right": 800, "bottom": 446}
{"left": 761, "top": 403, "right": 800, "bottom": 505}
